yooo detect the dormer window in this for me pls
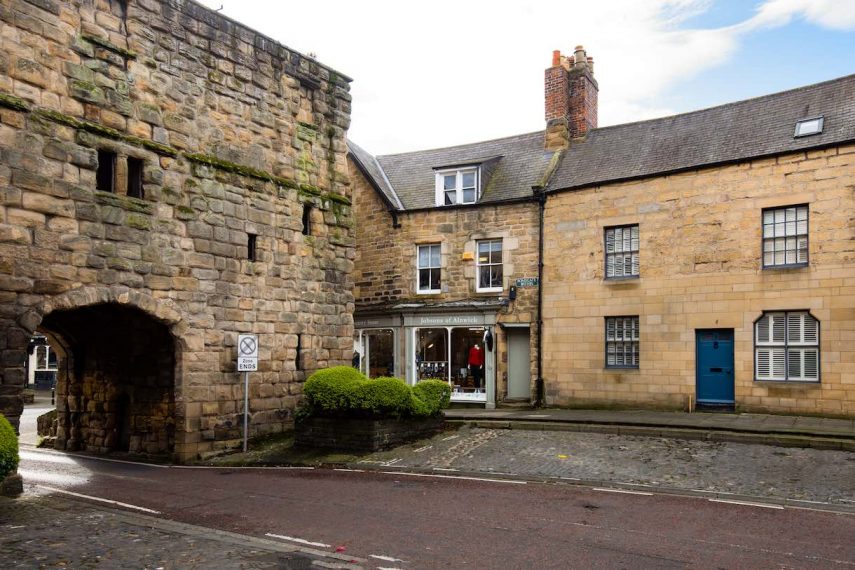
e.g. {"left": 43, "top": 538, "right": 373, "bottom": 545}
{"left": 435, "top": 167, "right": 479, "bottom": 206}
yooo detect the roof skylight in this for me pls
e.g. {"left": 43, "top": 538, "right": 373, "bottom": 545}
{"left": 794, "top": 117, "right": 823, "bottom": 138}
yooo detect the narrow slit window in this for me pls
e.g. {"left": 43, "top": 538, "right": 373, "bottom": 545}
{"left": 296, "top": 334, "right": 302, "bottom": 370}
{"left": 302, "top": 204, "right": 312, "bottom": 236}
{"left": 127, "top": 157, "right": 144, "bottom": 198}
{"left": 247, "top": 233, "right": 257, "bottom": 261}
{"left": 96, "top": 150, "right": 116, "bottom": 192}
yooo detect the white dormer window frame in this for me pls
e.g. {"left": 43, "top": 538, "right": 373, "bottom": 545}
{"left": 435, "top": 167, "right": 480, "bottom": 206}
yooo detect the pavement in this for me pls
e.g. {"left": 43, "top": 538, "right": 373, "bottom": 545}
{"left": 444, "top": 406, "right": 855, "bottom": 450}
{"left": 18, "top": 389, "right": 53, "bottom": 446}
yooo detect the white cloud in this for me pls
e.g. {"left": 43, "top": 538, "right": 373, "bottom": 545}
{"left": 739, "top": 0, "right": 855, "bottom": 31}
{"left": 194, "top": 0, "right": 851, "bottom": 154}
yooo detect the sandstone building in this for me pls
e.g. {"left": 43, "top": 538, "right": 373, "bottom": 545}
{"left": 0, "top": 0, "right": 354, "bottom": 460}
{"left": 349, "top": 136, "right": 547, "bottom": 407}
{"left": 352, "top": 47, "right": 855, "bottom": 417}
{"left": 542, "top": 72, "right": 855, "bottom": 416}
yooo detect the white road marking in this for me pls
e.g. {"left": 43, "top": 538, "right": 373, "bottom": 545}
{"left": 709, "top": 498, "right": 784, "bottom": 510}
{"left": 382, "top": 458, "right": 402, "bottom": 466}
{"left": 36, "top": 485, "right": 161, "bottom": 514}
{"left": 377, "top": 567, "right": 403, "bottom": 570}
{"left": 380, "top": 471, "right": 526, "bottom": 485}
{"left": 441, "top": 435, "right": 459, "bottom": 441}
{"left": 265, "top": 532, "right": 331, "bottom": 548}
{"left": 333, "top": 468, "right": 364, "bottom": 472}
{"left": 171, "top": 465, "right": 315, "bottom": 470}
{"left": 593, "top": 487, "right": 654, "bottom": 496}
{"left": 413, "top": 445, "right": 432, "bottom": 453}
{"left": 370, "top": 554, "right": 406, "bottom": 562}
{"left": 432, "top": 467, "right": 458, "bottom": 472}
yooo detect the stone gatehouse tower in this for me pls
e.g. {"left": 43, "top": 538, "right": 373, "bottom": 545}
{"left": 0, "top": 0, "right": 354, "bottom": 461}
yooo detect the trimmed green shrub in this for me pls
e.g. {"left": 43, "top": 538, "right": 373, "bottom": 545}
{"left": 354, "top": 377, "right": 412, "bottom": 416}
{"left": 302, "top": 368, "right": 451, "bottom": 419}
{"left": 0, "top": 414, "right": 19, "bottom": 481}
{"left": 412, "top": 380, "right": 452, "bottom": 416}
{"left": 303, "top": 366, "right": 367, "bottom": 413}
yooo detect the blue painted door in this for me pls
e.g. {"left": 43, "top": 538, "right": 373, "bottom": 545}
{"left": 696, "top": 329, "right": 735, "bottom": 404}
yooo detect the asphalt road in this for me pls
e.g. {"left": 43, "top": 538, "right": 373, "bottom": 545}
{"left": 16, "top": 448, "right": 855, "bottom": 569}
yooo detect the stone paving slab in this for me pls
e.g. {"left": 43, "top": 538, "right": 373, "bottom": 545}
{"left": 0, "top": 489, "right": 363, "bottom": 569}
{"left": 355, "top": 425, "right": 855, "bottom": 510}
{"left": 444, "top": 408, "right": 855, "bottom": 440}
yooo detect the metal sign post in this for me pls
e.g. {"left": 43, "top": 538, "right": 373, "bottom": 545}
{"left": 243, "top": 371, "right": 249, "bottom": 452}
{"left": 237, "top": 334, "right": 259, "bottom": 453}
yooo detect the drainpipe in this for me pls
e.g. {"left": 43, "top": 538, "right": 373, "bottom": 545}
{"left": 533, "top": 185, "right": 546, "bottom": 407}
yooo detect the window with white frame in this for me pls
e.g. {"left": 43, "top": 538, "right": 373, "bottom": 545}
{"left": 762, "top": 205, "right": 808, "bottom": 268}
{"left": 755, "top": 311, "right": 819, "bottom": 382}
{"left": 605, "top": 225, "right": 639, "bottom": 279}
{"left": 476, "top": 239, "right": 503, "bottom": 292}
{"left": 417, "top": 244, "right": 441, "bottom": 293}
{"left": 435, "top": 168, "right": 479, "bottom": 206}
{"left": 605, "top": 316, "right": 639, "bottom": 368}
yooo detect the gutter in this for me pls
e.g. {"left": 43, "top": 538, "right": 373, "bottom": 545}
{"left": 533, "top": 185, "right": 546, "bottom": 407}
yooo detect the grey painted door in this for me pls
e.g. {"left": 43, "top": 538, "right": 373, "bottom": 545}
{"left": 506, "top": 328, "right": 531, "bottom": 399}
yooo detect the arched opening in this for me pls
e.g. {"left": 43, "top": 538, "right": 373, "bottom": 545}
{"left": 39, "top": 303, "right": 177, "bottom": 457}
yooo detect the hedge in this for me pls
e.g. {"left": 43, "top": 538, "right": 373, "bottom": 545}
{"left": 0, "top": 414, "right": 19, "bottom": 481}
{"left": 303, "top": 367, "right": 451, "bottom": 419}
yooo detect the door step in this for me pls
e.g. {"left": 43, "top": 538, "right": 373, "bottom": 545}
{"left": 498, "top": 399, "right": 534, "bottom": 409}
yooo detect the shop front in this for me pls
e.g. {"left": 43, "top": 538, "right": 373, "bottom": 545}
{"left": 354, "top": 315, "right": 401, "bottom": 379}
{"left": 354, "top": 306, "right": 499, "bottom": 408}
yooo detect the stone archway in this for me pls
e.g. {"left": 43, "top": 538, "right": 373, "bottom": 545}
{"left": 17, "top": 287, "right": 188, "bottom": 458}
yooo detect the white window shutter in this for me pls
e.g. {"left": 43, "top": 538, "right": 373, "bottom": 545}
{"left": 756, "top": 348, "right": 771, "bottom": 379}
{"left": 788, "top": 349, "right": 802, "bottom": 379}
{"left": 803, "top": 313, "right": 818, "bottom": 344}
{"left": 787, "top": 312, "right": 803, "bottom": 344}
{"left": 756, "top": 314, "right": 771, "bottom": 344}
{"left": 771, "top": 313, "right": 786, "bottom": 343}
{"left": 803, "top": 348, "right": 819, "bottom": 380}
{"left": 771, "top": 348, "right": 786, "bottom": 379}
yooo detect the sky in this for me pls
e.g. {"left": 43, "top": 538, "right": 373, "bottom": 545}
{"left": 197, "top": 0, "right": 855, "bottom": 155}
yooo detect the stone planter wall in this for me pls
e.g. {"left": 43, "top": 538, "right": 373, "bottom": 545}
{"left": 295, "top": 416, "right": 444, "bottom": 452}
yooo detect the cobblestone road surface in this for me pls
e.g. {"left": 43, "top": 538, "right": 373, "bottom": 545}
{"left": 359, "top": 426, "right": 855, "bottom": 506}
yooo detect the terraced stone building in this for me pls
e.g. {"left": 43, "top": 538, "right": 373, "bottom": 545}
{"left": 351, "top": 48, "right": 855, "bottom": 417}
{"left": 0, "top": 0, "right": 354, "bottom": 460}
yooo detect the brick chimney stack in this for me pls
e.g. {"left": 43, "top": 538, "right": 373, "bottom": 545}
{"left": 544, "top": 46, "right": 598, "bottom": 150}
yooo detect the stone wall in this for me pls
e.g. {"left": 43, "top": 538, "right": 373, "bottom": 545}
{"left": 0, "top": 0, "right": 354, "bottom": 460}
{"left": 351, "top": 159, "right": 540, "bottom": 400}
{"left": 542, "top": 144, "right": 855, "bottom": 416}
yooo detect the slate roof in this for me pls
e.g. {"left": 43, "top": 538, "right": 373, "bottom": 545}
{"left": 349, "top": 131, "right": 557, "bottom": 211}
{"left": 548, "top": 73, "right": 855, "bottom": 192}
{"left": 347, "top": 140, "right": 403, "bottom": 210}
{"left": 350, "top": 74, "right": 855, "bottom": 209}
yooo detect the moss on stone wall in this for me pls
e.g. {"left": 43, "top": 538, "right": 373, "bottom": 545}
{"left": 0, "top": 93, "right": 30, "bottom": 112}
{"left": 183, "top": 152, "right": 299, "bottom": 190}
{"left": 81, "top": 34, "right": 137, "bottom": 59}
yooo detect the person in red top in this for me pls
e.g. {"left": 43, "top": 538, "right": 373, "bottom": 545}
{"left": 468, "top": 344, "right": 484, "bottom": 390}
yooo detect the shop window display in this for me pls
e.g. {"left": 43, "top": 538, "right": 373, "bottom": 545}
{"left": 417, "top": 327, "right": 488, "bottom": 400}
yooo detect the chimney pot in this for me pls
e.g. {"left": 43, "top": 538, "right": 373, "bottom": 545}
{"left": 552, "top": 50, "right": 561, "bottom": 67}
{"left": 574, "top": 46, "right": 586, "bottom": 68}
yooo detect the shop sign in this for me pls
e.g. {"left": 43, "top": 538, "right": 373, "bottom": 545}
{"left": 515, "top": 277, "right": 539, "bottom": 287}
{"left": 354, "top": 316, "right": 397, "bottom": 328}
{"left": 418, "top": 315, "right": 481, "bottom": 327}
